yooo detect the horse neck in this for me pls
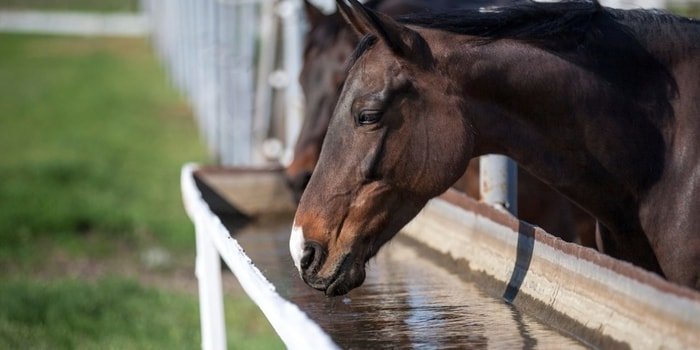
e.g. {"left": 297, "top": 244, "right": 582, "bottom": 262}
{"left": 606, "top": 9, "right": 700, "bottom": 67}
{"left": 441, "top": 36, "right": 673, "bottom": 228}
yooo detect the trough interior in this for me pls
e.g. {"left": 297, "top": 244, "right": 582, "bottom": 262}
{"left": 192, "top": 167, "right": 606, "bottom": 349}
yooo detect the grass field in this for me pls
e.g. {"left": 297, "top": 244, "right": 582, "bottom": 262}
{"left": 0, "top": 0, "right": 138, "bottom": 12}
{"left": 0, "top": 34, "right": 282, "bottom": 349}
{"left": 670, "top": 2, "right": 700, "bottom": 18}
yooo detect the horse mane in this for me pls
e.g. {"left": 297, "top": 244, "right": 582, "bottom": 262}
{"left": 401, "top": 0, "right": 601, "bottom": 41}
{"left": 398, "top": 0, "right": 695, "bottom": 45}
{"left": 394, "top": 1, "right": 689, "bottom": 191}
{"left": 399, "top": 0, "right": 686, "bottom": 103}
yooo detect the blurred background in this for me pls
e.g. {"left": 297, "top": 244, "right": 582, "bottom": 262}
{"left": 0, "top": 0, "right": 283, "bottom": 348}
{"left": 0, "top": 0, "right": 696, "bottom": 349}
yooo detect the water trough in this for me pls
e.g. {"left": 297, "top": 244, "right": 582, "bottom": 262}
{"left": 182, "top": 164, "right": 700, "bottom": 349}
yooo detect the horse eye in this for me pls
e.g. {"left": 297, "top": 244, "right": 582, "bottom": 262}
{"left": 358, "top": 111, "right": 382, "bottom": 125}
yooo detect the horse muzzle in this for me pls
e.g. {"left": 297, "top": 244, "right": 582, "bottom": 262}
{"left": 301, "top": 251, "right": 366, "bottom": 297}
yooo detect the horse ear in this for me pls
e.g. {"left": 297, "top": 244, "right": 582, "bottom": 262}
{"left": 303, "top": 0, "right": 324, "bottom": 28}
{"left": 336, "top": 0, "right": 372, "bottom": 36}
{"left": 339, "top": 0, "right": 433, "bottom": 67}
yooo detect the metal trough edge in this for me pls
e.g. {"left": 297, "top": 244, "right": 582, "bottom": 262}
{"left": 402, "top": 189, "right": 700, "bottom": 349}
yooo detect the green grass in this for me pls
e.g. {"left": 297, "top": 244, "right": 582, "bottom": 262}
{"left": 0, "top": 278, "right": 282, "bottom": 350}
{"left": 0, "top": 35, "right": 205, "bottom": 260}
{"left": 0, "top": 0, "right": 138, "bottom": 12}
{"left": 0, "top": 34, "right": 283, "bottom": 349}
{"left": 669, "top": 3, "right": 700, "bottom": 18}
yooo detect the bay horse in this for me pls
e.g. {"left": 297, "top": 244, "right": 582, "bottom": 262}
{"left": 291, "top": 0, "right": 700, "bottom": 296}
{"left": 288, "top": 0, "right": 522, "bottom": 197}
{"left": 288, "top": 0, "right": 596, "bottom": 245}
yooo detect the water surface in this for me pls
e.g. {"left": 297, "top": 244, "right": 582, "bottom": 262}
{"left": 226, "top": 215, "right": 588, "bottom": 349}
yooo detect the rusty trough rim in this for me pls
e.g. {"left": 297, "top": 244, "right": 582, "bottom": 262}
{"left": 438, "top": 189, "right": 700, "bottom": 302}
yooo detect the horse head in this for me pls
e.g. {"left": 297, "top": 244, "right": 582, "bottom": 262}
{"left": 286, "top": 0, "right": 359, "bottom": 202}
{"left": 290, "top": 0, "right": 474, "bottom": 296}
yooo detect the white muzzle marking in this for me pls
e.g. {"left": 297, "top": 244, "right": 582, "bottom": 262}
{"left": 289, "top": 220, "right": 305, "bottom": 273}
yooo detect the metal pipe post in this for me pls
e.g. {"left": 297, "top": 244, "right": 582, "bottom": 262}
{"left": 479, "top": 155, "right": 518, "bottom": 216}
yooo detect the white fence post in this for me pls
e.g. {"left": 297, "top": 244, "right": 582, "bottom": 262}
{"left": 229, "top": 0, "right": 258, "bottom": 165}
{"left": 195, "top": 215, "right": 227, "bottom": 350}
{"left": 253, "top": 0, "right": 280, "bottom": 163}
{"left": 146, "top": 0, "right": 306, "bottom": 166}
{"left": 181, "top": 165, "right": 339, "bottom": 350}
{"left": 278, "top": 0, "right": 305, "bottom": 165}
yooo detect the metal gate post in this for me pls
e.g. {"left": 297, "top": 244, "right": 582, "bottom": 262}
{"left": 479, "top": 155, "right": 518, "bottom": 216}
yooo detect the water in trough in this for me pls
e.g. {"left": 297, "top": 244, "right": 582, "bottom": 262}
{"left": 225, "top": 214, "right": 589, "bottom": 349}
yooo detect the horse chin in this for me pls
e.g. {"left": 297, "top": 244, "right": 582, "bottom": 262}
{"left": 325, "top": 262, "right": 366, "bottom": 297}
{"left": 304, "top": 254, "right": 367, "bottom": 297}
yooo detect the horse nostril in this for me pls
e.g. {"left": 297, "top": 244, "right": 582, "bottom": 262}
{"left": 300, "top": 242, "right": 324, "bottom": 274}
{"left": 300, "top": 245, "right": 314, "bottom": 271}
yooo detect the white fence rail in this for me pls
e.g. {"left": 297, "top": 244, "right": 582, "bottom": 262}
{"left": 0, "top": 10, "right": 148, "bottom": 36}
{"left": 181, "top": 164, "right": 338, "bottom": 350}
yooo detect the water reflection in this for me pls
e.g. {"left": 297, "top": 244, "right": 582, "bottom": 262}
{"left": 227, "top": 216, "right": 587, "bottom": 349}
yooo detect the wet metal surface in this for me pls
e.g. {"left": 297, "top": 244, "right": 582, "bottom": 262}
{"left": 226, "top": 215, "right": 589, "bottom": 349}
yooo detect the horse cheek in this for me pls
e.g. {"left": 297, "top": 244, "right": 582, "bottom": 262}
{"left": 425, "top": 111, "right": 472, "bottom": 198}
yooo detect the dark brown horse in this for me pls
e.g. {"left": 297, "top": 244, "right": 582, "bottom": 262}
{"left": 291, "top": 0, "right": 700, "bottom": 296}
{"left": 288, "top": 0, "right": 507, "bottom": 194}
{"left": 288, "top": 0, "right": 522, "bottom": 195}
{"left": 288, "top": 0, "right": 596, "bottom": 245}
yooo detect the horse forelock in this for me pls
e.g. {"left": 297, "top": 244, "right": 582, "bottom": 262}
{"left": 345, "top": 34, "right": 378, "bottom": 74}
